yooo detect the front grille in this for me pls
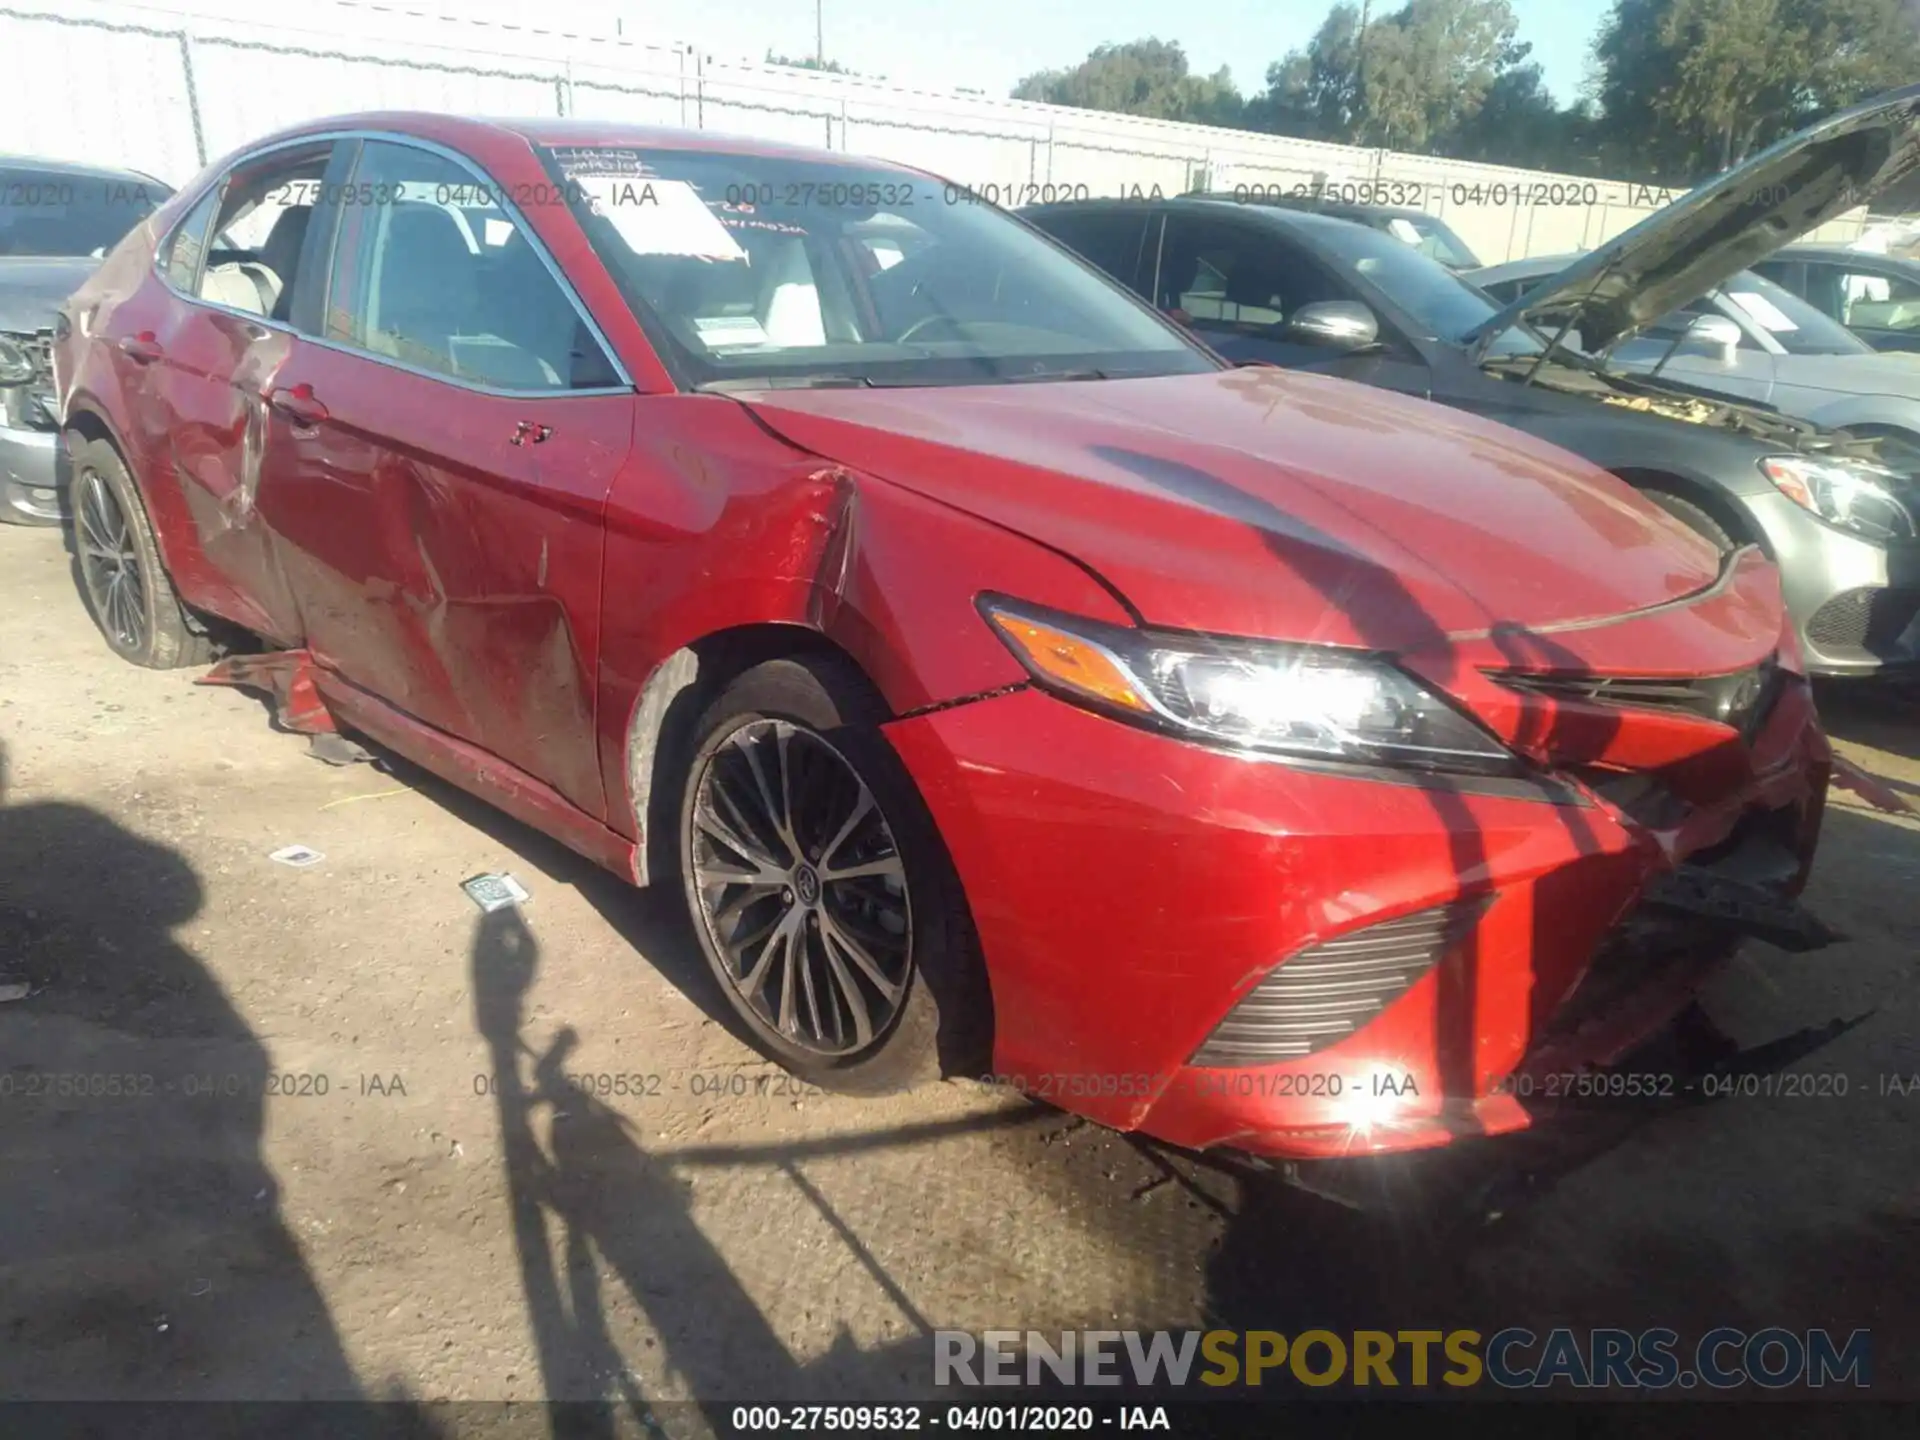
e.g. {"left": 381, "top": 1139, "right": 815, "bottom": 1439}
{"left": 1189, "top": 899, "right": 1488, "bottom": 1066}
{"left": 1492, "top": 661, "right": 1782, "bottom": 740}
{"left": 1805, "top": 587, "right": 1920, "bottom": 655}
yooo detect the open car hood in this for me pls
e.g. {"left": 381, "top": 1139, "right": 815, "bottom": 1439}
{"left": 1464, "top": 83, "right": 1920, "bottom": 354}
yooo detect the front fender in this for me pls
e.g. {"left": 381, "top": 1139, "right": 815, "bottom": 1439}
{"left": 1794, "top": 392, "right": 1920, "bottom": 439}
{"left": 594, "top": 395, "right": 1134, "bottom": 840}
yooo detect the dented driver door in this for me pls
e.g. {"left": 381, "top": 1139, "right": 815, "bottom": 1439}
{"left": 254, "top": 137, "right": 636, "bottom": 819}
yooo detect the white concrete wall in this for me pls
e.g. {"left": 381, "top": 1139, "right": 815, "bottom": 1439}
{"left": 0, "top": 0, "right": 1873, "bottom": 262}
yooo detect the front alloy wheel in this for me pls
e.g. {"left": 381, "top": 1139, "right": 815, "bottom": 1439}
{"left": 671, "top": 654, "right": 987, "bottom": 1093}
{"left": 688, "top": 718, "right": 913, "bottom": 1056}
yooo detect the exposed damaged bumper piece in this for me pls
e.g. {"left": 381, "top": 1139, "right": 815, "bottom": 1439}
{"left": 1641, "top": 855, "right": 1843, "bottom": 953}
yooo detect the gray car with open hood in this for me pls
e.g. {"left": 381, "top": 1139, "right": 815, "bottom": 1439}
{"left": 1025, "top": 86, "right": 1920, "bottom": 676}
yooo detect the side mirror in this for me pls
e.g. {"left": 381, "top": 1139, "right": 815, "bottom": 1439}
{"left": 1285, "top": 300, "right": 1380, "bottom": 351}
{"left": 1688, "top": 312, "right": 1743, "bottom": 362}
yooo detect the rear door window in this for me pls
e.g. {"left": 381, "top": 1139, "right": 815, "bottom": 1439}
{"left": 195, "top": 143, "right": 335, "bottom": 322}
{"left": 162, "top": 186, "right": 222, "bottom": 292}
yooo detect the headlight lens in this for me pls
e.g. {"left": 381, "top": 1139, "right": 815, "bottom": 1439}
{"left": 980, "top": 597, "right": 1517, "bottom": 774}
{"left": 0, "top": 336, "right": 35, "bottom": 387}
{"left": 1760, "top": 455, "right": 1916, "bottom": 543}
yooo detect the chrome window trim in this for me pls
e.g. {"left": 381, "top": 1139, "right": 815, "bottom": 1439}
{"left": 150, "top": 128, "right": 637, "bottom": 399}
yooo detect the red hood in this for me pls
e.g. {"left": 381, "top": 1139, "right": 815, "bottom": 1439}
{"left": 737, "top": 367, "right": 1725, "bottom": 654}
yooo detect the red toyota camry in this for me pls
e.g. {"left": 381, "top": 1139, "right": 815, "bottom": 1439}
{"left": 48, "top": 113, "right": 1831, "bottom": 1158}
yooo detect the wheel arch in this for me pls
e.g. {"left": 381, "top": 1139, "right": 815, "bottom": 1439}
{"left": 1609, "top": 465, "right": 1771, "bottom": 558}
{"left": 625, "top": 623, "right": 876, "bottom": 887}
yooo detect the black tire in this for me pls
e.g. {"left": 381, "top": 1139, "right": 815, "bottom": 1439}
{"left": 1642, "top": 488, "right": 1735, "bottom": 553}
{"left": 672, "top": 653, "right": 989, "bottom": 1094}
{"left": 67, "top": 435, "right": 215, "bottom": 670}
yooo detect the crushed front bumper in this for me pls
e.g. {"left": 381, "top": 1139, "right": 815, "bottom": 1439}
{"left": 886, "top": 651, "right": 1831, "bottom": 1159}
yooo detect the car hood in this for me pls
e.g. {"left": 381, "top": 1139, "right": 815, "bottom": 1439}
{"left": 1773, "top": 347, "right": 1920, "bottom": 396}
{"left": 1465, "top": 83, "right": 1920, "bottom": 354}
{"left": 736, "top": 368, "right": 1725, "bottom": 652}
{"left": 0, "top": 257, "right": 97, "bottom": 333}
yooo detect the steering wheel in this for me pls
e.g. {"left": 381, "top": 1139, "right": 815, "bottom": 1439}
{"left": 895, "top": 313, "right": 970, "bottom": 345}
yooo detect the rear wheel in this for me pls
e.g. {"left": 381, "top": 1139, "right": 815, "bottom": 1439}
{"left": 69, "top": 436, "right": 214, "bottom": 669}
{"left": 673, "top": 654, "right": 988, "bottom": 1093}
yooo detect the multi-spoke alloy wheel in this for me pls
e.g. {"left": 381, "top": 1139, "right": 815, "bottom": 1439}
{"left": 63, "top": 435, "right": 216, "bottom": 670}
{"left": 688, "top": 717, "right": 913, "bottom": 1057}
{"left": 77, "top": 467, "right": 148, "bottom": 653}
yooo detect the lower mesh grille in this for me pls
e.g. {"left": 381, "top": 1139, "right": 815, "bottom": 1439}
{"left": 1189, "top": 898, "right": 1489, "bottom": 1066}
{"left": 1806, "top": 587, "right": 1920, "bottom": 655}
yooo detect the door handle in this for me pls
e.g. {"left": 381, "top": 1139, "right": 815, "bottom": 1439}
{"left": 117, "top": 331, "right": 163, "bottom": 364}
{"left": 268, "top": 383, "right": 329, "bottom": 427}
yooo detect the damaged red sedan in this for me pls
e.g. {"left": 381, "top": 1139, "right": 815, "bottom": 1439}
{"left": 51, "top": 114, "right": 1833, "bottom": 1158}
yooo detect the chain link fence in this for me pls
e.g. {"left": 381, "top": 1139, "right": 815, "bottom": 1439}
{"left": 1, "top": 0, "right": 1876, "bottom": 265}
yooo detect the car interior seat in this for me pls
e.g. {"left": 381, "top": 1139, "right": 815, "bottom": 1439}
{"left": 368, "top": 203, "right": 477, "bottom": 374}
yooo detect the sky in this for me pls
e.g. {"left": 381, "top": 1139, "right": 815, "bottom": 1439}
{"left": 612, "top": 0, "right": 1610, "bottom": 104}
{"left": 335, "top": 0, "right": 1614, "bottom": 106}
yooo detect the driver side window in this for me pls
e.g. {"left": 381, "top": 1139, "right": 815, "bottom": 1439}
{"left": 1155, "top": 218, "right": 1339, "bottom": 336}
{"left": 194, "top": 144, "right": 332, "bottom": 322}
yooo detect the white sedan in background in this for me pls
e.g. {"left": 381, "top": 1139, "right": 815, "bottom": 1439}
{"left": 1472, "top": 254, "right": 1920, "bottom": 447}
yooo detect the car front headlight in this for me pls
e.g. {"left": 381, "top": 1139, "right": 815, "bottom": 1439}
{"left": 979, "top": 596, "right": 1518, "bottom": 775}
{"left": 1760, "top": 455, "right": 1916, "bottom": 543}
{"left": 0, "top": 335, "right": 35, "bottom": 387}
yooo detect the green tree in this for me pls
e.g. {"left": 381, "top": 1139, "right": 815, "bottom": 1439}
{"left": 1253, "top": 0, "right": 1526, "bottom": 149}
{"left": 1245, "top": 3, "right": 1362, "bottom": 139}
{"left": 1594, "top": 0, "right": 1920, "bottom": 181}
{"left": 1444, "top": 62, "right": 1602, "bottom": 173}
{"left": 1012, "top": 39, "right": 1246, "bottom": 126}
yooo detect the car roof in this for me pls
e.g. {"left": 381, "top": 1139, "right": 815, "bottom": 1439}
{"left": 1469, "top": 255, "right": 1580, "bottom": 281}
{"left": 1777, "top": 244, "right": 1920, "bottom": 268}
{"left": 1199, "top": 193, "right": 1434, "bottom": 223}
{"left": 0, "top": 154, "right": 169, "bottom": 187}
{"left": 238, "top": 111, "right": 910, "bottom": 171}
{"left": 1022, "top": 195, "right": 1375, "bottom": 240}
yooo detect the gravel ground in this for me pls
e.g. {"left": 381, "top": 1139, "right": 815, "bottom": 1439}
{"left": 2, "top": 520, "right": 1917, "bottom": 1428}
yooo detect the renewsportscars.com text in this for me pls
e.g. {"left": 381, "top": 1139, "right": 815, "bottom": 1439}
{"left": 933, "top": 1327, "right": 1871, "bottom": 1390}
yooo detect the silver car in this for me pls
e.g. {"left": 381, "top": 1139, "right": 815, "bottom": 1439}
{"left": 1453, "top": 95, "right": 1920, "bottom": 678}
{"left": 1471, "top": 254, "right": 1920, "bottom": 443}
{"left": 0, "top": 156, "right": 170, "bottom": 524}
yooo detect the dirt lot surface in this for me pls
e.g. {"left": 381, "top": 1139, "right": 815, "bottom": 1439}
{"left": 2, "top": 519, "right": 1918, "bottom": 1427}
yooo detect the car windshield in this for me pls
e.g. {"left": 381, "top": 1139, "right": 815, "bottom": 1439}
{"left": 1328, "top": 222, "right": 1543, "bottom": 359}
{"left": 0, "top": 168, "right": 170, "bottom": 258}
{"left": 1378, "top": 213, "right": 1481, "bottom": 270}
{"left": 1714, "top": 269, "right": 1873, "bottom": 356}
{"left": 536, "top": 145, "right": 1216, "bottom": 388}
